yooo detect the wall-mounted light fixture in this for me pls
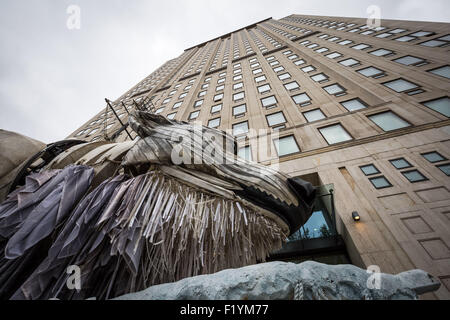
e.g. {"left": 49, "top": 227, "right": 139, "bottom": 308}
{"left": 352, "top": 211, "right": 361, "bottom": 222}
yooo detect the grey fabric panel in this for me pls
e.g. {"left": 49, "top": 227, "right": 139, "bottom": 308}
{"left": 0, "top": 165, "right": 95, "bottom": 299}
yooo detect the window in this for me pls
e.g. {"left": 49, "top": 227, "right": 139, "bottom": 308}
{"left": 211, "top": 104, "right": 222, "bottom": 113}
{"left": 258, "top": 84, "right": 271, "bottom": 94}
{"left": 368, "top": 111, "right": 410, "bottom": 131}
{"left": 266, "top": 112, "right": 287, "bottom": 128}
{"left": 155, "top": 107, "right": 164, "bottom": 114}
{"left": 369, "top": 176, "right": 392, "bottom": 189}
{"left": 352, "top": 43, "right": 371, "bottom": 50}
{"left": 315, "top": 47, "right": 329, "bottom": 53}
{"left": 383, "top": 79, "right": 419, "bottom": 92}
{"left": 233, "top": 104, "right": 247, "bottom": 116}
{"left": 284, "top": 81, "right": 300, "bottom": 91}
{"left": 422, "top": 97, "right": 450, "bottom": 117}
{"left": 283, "top": 50, "right": 293, "bottom": 55}
{"left": 319, "top": 124, "right": 352, "bottom": 144}
{"left": 339, "top": 58, "right": 360, "bottom": 67}
{"left": 208, "top": 118, "right": 221, "bottom": 128}
{"left": 311, "top": 73, "right": 329, "bottom": 82}
{"left": 269, "top": 60, "right": 279, "bottom": 66}
{"left": 250, "top": 62, "right": 260, "bottom": 68}
{"left": 422, "top": 152, "right": 447, "bottom": 163}
{"left": 173, "top": 101, "right": 182, "bottom": 109}
{"left": 184, "top": 85, "right": 192, "bottom": 91}
{"left": 204, "top": 77, "right": 211, "bottom": 82}
{"left": 194, "top": 100, "right": 203, "bottom": 108}
{"left": 233, "top": 68, "right": 242, "bottom": 75}
{"left": 338, "top": 40, "right": 353, "bottom": 45}
{"left": 303, "top": 109, "right": 326, "bottom": 122}
{"left": 213, "top": 93, "right": 224, "bottom": 101}
{"left": 420, "top": 39, "right": 447, "bottom": 47}
{"left": 273, "top": 66, "right": 285, "bottom": 73}
{"left": 360, "top": 164, "right": 380, "bottom": 176}
{"left": 323, "top": 84, "right": 346, "bottom": 96}
{"left": 410, "top": 31, "right": 433, "bottom": 37}
{"left": 266, "top": 56, "right": 275, "bottom": 61}
{"left": 437, "top": 164, "right": 450, "bottom": 176}
{"left": 215, "top": 85, "right": 224, "bottom": 92}
{"left": 288, "top": 54, "right": 299, "bottom": 60}
{"left": 370, "top": 48, "right": 394, "bottom": 57}
{"left": 428, "top": 66, "right": 450, "bottom": 79}
{"left": 326, "top": 52, "right": 342, "bottom": 59}
{"left": 395, "top": 35, "right": 415, "bottom": 42}
{"left": 375, "top": 33, "right": 392, "bottom": 38}
{"left": 201, "top": 84, "right": 209, "bottom": 89}
{"left": 219, "top": 72, "right": 226, "bottom": 77}
{"left": 198, "top": 91, "right": 206, "bottom": 97}
{"left": 274, "top": 136, "right": 300, "bottom": 157}
{"left": 253, "top": 68, "right": 263, "bottom": 74}
{"left": 179, "top": 93, "right": 187, "bottom": 99}
{"left": 393, "top": 56, "right": 426, "bottom": 66}
{"left": 390, "top": 158, "right": 413, "bottom": 169}
{"left": 294, "top": 59, "right": 306, "bottom": 66}
{"left": 162, "top": 98, "right": 171, "bottom": 105}
{"left": 167, "top": 112, "right": 176, "bottom": 120}
{"left": 328, "top": 37, "right": 340, "bottom": 42}
{"left": 301, "top": 66, "right": 316, "bottom": 73}
{"left": 390, "top": 28, "right": 407, "bottom": 34}
{"left": 232, "top": 121, "right": 249, "bottom": 136}
{"left": 357, "top": 66, "right": 385, "bottom": 77}
{"left": 341, "top": 98, "right": 367, "bottom": 112}
{"left": 278, "top": 73, "right": 291, "bottom": 81}
{"left": 261, "top": 95, "right": 278, "bottom": 109}
{"left": 233, "top": 63, "right": 241, "bottom": 69}
{"left": 238, "top": 146, "right": 252, "bottom": 161}
{"left": 189, "top": 111, "right": 200, "bottom": 120}
{"left": 402, "top": 170, "right": 428, "bottom": 183}
{"left": 217, "top": 78, "right": 225, "bottom": 84}
{"left": 292, "top": 93, "right": 311, "bottom": 106}
{"left": 233, "top": 82, "right": 243, "bottom": 90}
{"left": 233, "top": 91, "right": 245, "bottom": 101}
{"left": 233, "top": 74, "right": 243, "bottom": 81}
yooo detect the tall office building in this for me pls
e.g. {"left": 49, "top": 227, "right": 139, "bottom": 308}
{"left": 66, "top": 14, "right": 450, "bottom": 299}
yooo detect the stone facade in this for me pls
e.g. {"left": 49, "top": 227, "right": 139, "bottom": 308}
{"left": 66, "top": 14, "right": 450, "bottom": 299}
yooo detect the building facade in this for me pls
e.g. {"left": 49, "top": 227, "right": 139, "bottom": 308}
{"left": 66, "top": 14, "right": 450, "bottom": 299}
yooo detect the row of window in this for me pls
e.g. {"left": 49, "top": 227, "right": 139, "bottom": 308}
{"left": 230, "top": 109, "right": 415, "bottom": 157}
{"left": 284, "top": 15, "right": 449, "bottom": 48}
{"left": 361, "top": 151, "right": 449, "bottom": 189}
{"left": 313, "top": 33, "right": 450, "bottom": 80}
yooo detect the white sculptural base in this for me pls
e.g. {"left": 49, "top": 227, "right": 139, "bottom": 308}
{"left": 113, "top": 261, "right": 440, "bottom": 300}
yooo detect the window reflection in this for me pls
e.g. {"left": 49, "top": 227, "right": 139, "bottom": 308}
{"left": 288, "top": 185, "right": 335, "bottom": 242}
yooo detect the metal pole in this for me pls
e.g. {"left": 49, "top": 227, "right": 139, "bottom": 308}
{"left": 329, "top": 188, "right": 338, "bottom": 243}
{"left": 105, "top": 98, "right": 133, "bottom": 140}
{"left": 121, "top": 101, "right": 130, "bottom": 115}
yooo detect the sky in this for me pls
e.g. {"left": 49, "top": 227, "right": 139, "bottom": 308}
{"left": 1, "top": 0, "right": 449, "bottom": 143}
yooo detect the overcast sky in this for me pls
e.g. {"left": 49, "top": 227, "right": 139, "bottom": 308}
{"left": 1, "top": 0, "right": 449, "bottom": 143}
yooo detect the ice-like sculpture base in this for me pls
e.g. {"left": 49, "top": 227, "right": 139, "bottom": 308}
{"left": 114, "top": 261, "right": 440, "bottom": 300}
